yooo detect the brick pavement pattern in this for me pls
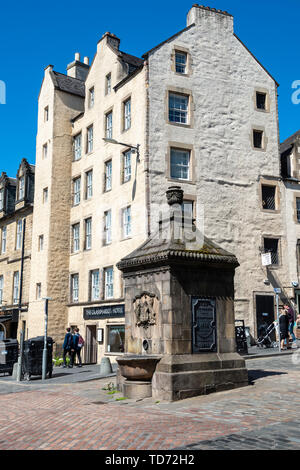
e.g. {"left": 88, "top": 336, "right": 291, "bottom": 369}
{"left": 0, "top": 355, "right": 300, "bottom": 450}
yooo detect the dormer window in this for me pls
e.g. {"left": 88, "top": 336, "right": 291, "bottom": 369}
{"left": 0, "top": 188, "right": 4, "bottom": 211}
{"left": 18, "top": 176, "right": 25, "bottom": 200}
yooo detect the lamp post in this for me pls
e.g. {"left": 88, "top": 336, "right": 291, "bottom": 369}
{"left": 42, "top": 297, "right": 52, "bottom": 380}
{"left": 102, "top": 138, "right": 140, "bottom": 162}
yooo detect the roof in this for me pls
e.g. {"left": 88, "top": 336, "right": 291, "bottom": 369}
{"left": 119, "top": 51, "right": 144, "bottom": 68}
{"left": 117, "top": 217, "right": 238, "bottom": 272}
{"left": 280, "top": 130, "right": 300, "bottom": 154}
{"left": 51, "top": 71, "right": 85, "bottom": 98}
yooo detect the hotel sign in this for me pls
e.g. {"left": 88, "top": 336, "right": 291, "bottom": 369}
{"left": 83, "top": 304, "right": 125, "bottom": 320}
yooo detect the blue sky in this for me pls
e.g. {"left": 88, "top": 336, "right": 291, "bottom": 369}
{"left": 0, "top": 0, "right": 299, "bottom": 177}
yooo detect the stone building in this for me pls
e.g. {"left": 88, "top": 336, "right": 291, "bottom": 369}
{"left": 280, "top": 130, "right": 300, "bottom": 312}
{"left": 0, "top": 159, "right": 35, "bottom": 339}
{"left": 3, "top": 4, "right": 296, "bottom": 361}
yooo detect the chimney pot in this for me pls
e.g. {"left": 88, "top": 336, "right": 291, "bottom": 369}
{"left": 84, "top": 56, "right": 89, "bottom": 65}
{"left": 75, "top": 52, "right": 80, "bottom": 61}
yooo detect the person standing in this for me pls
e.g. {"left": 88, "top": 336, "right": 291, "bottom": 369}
{"left": 71, "top": 328, "right": 84, "bottom": 368}
{"left": 284, "top": 305, "right": 296, "bottom": 344}
{"left": 62, "top": 328, "right": 73, "bottom": 368}
{"left": 279, "top": 308, "right": 290, "bottom": 350}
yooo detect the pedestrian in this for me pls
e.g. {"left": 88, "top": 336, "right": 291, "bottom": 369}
{"left": 62, "top": 327, "right": 73, "bottom": 368}
{"left": 284, "top": 305, "right": 296, "bottom": 344}
{"left": 71, "top": 328, "right": 84, "bottom": 368}
{"left": 279, "top": 307, "right": 290, "bottom": 350}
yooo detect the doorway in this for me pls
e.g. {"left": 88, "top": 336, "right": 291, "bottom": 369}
{"left": 255, "top": 294, "right": 275, "bottom": 340}
{"left": 84, "top": 325, "right": 97, "bottom": 364}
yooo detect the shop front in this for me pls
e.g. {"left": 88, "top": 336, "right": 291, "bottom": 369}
{"left": 0, "top": 309, "right": 19, "bottom": 339}
{"left": 81, "top": 304, "right": 125, "bottom": 365}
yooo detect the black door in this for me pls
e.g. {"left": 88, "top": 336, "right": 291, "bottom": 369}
{"left": 192, "top": 297, "right": 217, "bottom": 353}
{"left": 256, "top": 295, "right": 275, "bottom": 340}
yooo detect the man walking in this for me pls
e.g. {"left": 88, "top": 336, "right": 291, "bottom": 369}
{"left": 62, "top": 328, "right": 73, "bottom": 368}
{"left": 70, "top": 328, "right": 84, "bottom": 368}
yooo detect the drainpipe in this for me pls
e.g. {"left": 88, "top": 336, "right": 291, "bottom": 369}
{"left": 16, "top": 218, "right": 26, "bottom": 382}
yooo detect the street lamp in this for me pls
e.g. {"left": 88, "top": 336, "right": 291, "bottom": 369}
{"left": 103, "top": 138, "right": 140, "bottom": 162}
{"left": 42, "top": 297, "right": 52, "bottom": 380}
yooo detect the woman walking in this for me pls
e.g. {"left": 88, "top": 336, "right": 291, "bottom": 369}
{"left": 279, "top": 307, "right": 290, "bottom": 350}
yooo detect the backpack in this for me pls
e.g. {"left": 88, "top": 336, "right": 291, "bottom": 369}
{"left": 78, "top": 335, "right": 85, "bottom": 348}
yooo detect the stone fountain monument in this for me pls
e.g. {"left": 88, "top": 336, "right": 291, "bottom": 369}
{"left": 116, "top": 187, "right": 248, "bottom": 401}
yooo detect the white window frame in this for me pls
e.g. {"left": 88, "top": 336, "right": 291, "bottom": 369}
{"left": 86, "top": 170, "right": 93, "bottom": 199}
{"left": 85, "top": 218, "right": 92, "bottom": 250}
{"left": 87, "top": 125, "right": 94, "bottom": 153}
{"left": 122, "top": 206, "right": 131, "bottom": 239}
{"left": 13, "top": 271, "right": 19, "bottom": 305}
{"left": 74, "top": 133, "right": 82, "bottom": 161}
{"left": 170, "top": 148, "right": 190, "bottom": 180}
{"left": 72, "top": 224, "right": 80, "bottom": 253}
{"left": 16, "top": 220, "right": 23, "bottom": 250}
{"left": 18, "top": 176, "right": 25, "bottom": 200}
{"left": 91, "top": 270, "right": 100, "bottom": 301}
{"left": 175, "top": 51, "right": 187, "bottom": 74}
{"left": 106, "top": 112, "right": 113, "bottom": 139}
{"left": 169, "top": 93, "right": 189, "bottom": 124}
{"left": 1, "top": 226, "right": 6, "bottom": 254}
{"left": 124, "top": 99, "right": 131, "bottom": 131}
{"left": 105, "top": 160, "right": 112, "bottom": 191}
{"left": 73, "top": 177, "right": 81, "bottom": 206}
{"left": 104, "top": 267, "right": 114, "bottom": 299}
{"left": 123, "top": 150, "right": 131, "bottom": 183}
{"left": 71, "top": 274, "right": 79, "bottom": 303}
{"left": 104, "top": 210, "right": 112, "bottom": 245}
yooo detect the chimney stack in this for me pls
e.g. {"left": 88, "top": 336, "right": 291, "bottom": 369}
{"left": 67, "top": 53, "right": 90, "bottom": 81}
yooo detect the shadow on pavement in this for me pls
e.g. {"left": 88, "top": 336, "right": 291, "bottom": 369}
{"left": 248, "top": 369, "right": 287, "bottom": 385}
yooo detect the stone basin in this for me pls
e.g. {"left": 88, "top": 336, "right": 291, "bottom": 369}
{"left": 117, "top": 355, "right": 161, "bottom": 381}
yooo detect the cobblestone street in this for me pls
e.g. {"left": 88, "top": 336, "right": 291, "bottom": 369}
{"left": 0, "top": 354, "right": 299, "bottom": 450}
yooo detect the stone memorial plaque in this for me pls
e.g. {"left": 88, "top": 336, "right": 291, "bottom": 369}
{"left": 192, "top": 298, "right": 217, "bottom": 353}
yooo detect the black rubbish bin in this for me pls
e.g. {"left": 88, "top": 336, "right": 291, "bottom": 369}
{"left": 22, "top": 336, "right": 54, "bottom": 381}
{"left": 0, "top": 339, "right": 19, "bottom": 375}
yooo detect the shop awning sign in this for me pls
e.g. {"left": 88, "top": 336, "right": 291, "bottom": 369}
{"left": 83, "top": 304, "right": 125, "bottom": 320}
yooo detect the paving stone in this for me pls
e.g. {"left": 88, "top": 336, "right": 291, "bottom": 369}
{"left": 0, "top": 355, "right": 300, "bottom": 449}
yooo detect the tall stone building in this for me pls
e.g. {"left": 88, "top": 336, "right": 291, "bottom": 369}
{"left": 280, "top": 130, "right": 300, "bottom": 312}
{"left": 0, "top": 4, "right": 295, "bottom": 361}
{"left": 0, "top": 159, "right": 35, "bottom": 340}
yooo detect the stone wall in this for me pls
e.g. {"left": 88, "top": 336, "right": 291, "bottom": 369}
{"left": 146, "top": 6, "right": 288, "bottom": 335}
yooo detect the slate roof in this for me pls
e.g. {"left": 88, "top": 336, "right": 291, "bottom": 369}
{"left": 118, "top": 217, "right": 238, "bottom": 271}
{"left": 51, "top": 71, "right": 85, "bottom": 98}
{"left": 280, "top": 130, "right": 300, "bottom": 154}
{"left": 119, "top": 51, "right": 144, "bottom": 69}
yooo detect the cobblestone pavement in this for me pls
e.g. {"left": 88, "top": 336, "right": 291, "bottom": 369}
{"left": 0, "top": 354, "right": 300, "bottom": 450}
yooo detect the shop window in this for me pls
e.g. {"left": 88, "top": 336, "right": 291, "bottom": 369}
{"left": 106, "top": 325, "right": 125, "bottom": 353}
